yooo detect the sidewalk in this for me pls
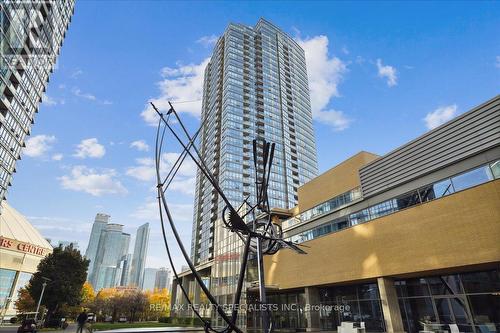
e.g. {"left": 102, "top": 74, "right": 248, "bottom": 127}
{"left": 0, "top": 323, "right": 77, "bottom": 333}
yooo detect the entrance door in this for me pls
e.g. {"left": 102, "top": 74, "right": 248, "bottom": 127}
{"left": 434, "top": 297, "right": 475, "bottom": 333}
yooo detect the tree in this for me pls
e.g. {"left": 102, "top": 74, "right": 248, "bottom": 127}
{"left": 14, "top": 287, "right": 38, "bottom": 313}
{"left": 124, "top": 291, "right": 148, "bottom": 322}
{"left": 81, "top": 282, "right": 95, "bottom": 306}
{"left": 27, "top": 245, "right": 89, "bottom": 325}
{"left": 146, "top": 289, "right": 170, "bottom": 320}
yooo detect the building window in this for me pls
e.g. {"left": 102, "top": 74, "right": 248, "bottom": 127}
{"left": 451, "top": 165, "right": 493, "bottom": 192}
{"left": 396, "top": 269, "right": 500, "bottom": 333}
{"left": 319, "top": 283, "right": 385, "bottom": 332}
{"left": 0, "top": 268, "right": 17, "bottom": 309}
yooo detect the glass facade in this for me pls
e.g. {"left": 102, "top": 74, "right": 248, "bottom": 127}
{"left": 319, "top": 283, "right": 385, "bottom": 332}
{"left": 0, "top": 0, "right": 75, "bottom": 201}
{"left": 129, "top": 223, "right": 150, "bottom": 288}
{"left": 85, "top": 213, "right": 110, "bottom": 283}
{"left": 91, "top": 224, "right": 130, "bottom": 291}
{"left": 281, "top": 187, "right": 362, "bottom": 230}
{"left": 10, "top": 271, "right": 32, "bottom": 306}
{"left": 396, "top": 269, "right": 500, "bottom": 333}
{"left": 0, "top": 268, "right": 16, "bottom": 309}
{"left": 247, "top": 290, "right": 307, "bottom": 331}
{"left": 192, "top": 18, "right": 318, "bottom": 266}
{"left": 247, "top": 283, "right": 384, "bottom": 332}
{"left": 288, "top": 161, "right": 499, "bottom": 244}
{"left": 188, "top": 19, "right": 318, "bottom": 328}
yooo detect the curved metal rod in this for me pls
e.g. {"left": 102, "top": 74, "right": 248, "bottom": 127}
{"left": 154, "top": 114, "right": 244, "bottom": 333}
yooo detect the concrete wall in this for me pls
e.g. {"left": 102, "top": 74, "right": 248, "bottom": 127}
{"left": 297, "top": 151, "right": 379, "bottom": 212}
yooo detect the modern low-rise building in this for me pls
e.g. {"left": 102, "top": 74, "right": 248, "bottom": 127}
{"left": 254, "top": 95, "right": 500, "bottom": 332}
{"left": 0, "top": 202, "right": 52, "bottom": 320}
{"left": 173, "top": 95, "right": 500, "bottom": 332}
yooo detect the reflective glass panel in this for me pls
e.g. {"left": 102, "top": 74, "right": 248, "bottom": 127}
{"left": 451, "top": 166, "right": 493, "bottom": 191}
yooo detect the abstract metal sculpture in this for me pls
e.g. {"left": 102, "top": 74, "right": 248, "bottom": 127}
{"left": 152, "top": 102, "right": 306, "bottom": 333}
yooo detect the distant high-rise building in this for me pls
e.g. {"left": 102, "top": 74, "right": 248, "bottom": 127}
{"left": 0, "top": 1, "right": 76, "bottom": 202}
{"left": 154, "top": 267, "right": 171, "bottom": 291}
{"left": 56, "top": 240, "right": 79, "bottom": 250}
{"left": 129, "top": 223, "right": 150, "bottom": 288}
{"left": 85, "top": 213, "right": 110, "bottom": 282}
{"left": 118, "top": 253, "right": 131, "bottom": 286}
{"left": 91, "top": 223, "right": 130, "bottom": 290}
{"left": 142, "top": 268, "right": 158, "bottom": 291}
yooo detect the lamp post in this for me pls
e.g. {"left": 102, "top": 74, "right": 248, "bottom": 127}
{"left": 34, "top": 277, "right": 51, "bottom": 322}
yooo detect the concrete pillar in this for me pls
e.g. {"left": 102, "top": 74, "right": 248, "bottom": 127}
{"left": 377, "top": 277, "right": 405, "bottom": 333}
{"left": 179, "top": 276, "right": 190, "bottom": 317}
{"left": 170, "top": 278, "right": 179, "bottom": 317}
{"left": 192, "top": 279, "right": 201, "bottom": 317}
{"left": 304, "top": 287, "right": 321, "bottom": 332}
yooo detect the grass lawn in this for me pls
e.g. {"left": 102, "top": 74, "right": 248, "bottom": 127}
{"left": 92, "top": 322, "right": 198, "bottom": 331}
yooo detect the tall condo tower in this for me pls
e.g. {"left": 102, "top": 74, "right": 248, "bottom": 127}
{"left": 191, "top": 18, "right": 318, "bottom": 265}
{"left": 183, "top": 19, "right": 318, "bottom": 326}
{"left": 0, "top": 1, "right": 75, "bottom": 202}
{"left": 129, "top": 222, "right": 150, "bottom": 288}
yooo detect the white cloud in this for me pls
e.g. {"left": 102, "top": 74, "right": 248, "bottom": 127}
{"left": 59, "top": 165, "right": 127, "bottom": 196}
{"left": 296, "top": 35, "right": 352, "bottom": 131}
{"left": 71, "top": 69, "right": 83, "bottom": 79}
{"left": 126, "top": 153, "right": 197, "bottom": 181}
{"left": 314, "top": 110, "right": 351, "bottom": 131}
{"left": 132, "top": 200, "right": 193, "bottom": 223}
{"left": 52, "top": 153, "right": 63, "bottom": 161}
{"left": 141, "top": 58, "right": 210, "bottom": 125}
{"left": 424, "top": 104, "right": 458, "bottom": 130}
{"left": 168, "top": 177, "right": 196, "bottom": 195}
{"left": 74, "top": 138, "right": 106, "bottom": 159}
{"left": 341, "top": 46, "right": 349, "bottom": 55}
{"left": 196, "top": 35, "right": 218, "bottom": 47}
{"left": 42, "top": 94, "right": 58, "bottom": 106}
{"left": 126, "top": 157, "right": 156, "bottom": 182}
{"left": 130, "top": 140, "right": 150, "bottom": 152}
{"left": 496, "top": 56, "right": 500, "bottom": 68}
{"left": 376, "top": 58, "right": 398, "bottom": 87}
{"left": 24, "top": 135, "right": 56, "bottom": 157}
{"left": 72, "top": 87, "right": 96, "bottom": 100}
{"left": 126, "top": 153, "right": 197, "bottom": 195}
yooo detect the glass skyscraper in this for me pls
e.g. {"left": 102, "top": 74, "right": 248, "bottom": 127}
{"left": 191, "top": 18, "right": 318, "bottom": 267}
{"left": 85, "top": 213, "right": 110, "bottom": 282}
{"left": 92, "top": 223, "right": 130, "bottom": 291}
{"left": 0, "top": 0, "right": 75, "bottom": 202}
{"left": 183, "top": 18, "right": 318, "bottom": 327}
{"left": 129, "top": 222, "right": 150, "bottom": 289}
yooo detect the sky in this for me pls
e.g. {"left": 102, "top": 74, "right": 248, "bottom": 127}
{"left": 7, "top": 1, "right": 500, "bottom": 271}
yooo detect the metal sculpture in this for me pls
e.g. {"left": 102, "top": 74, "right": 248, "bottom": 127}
{"left": 152, "top": 101, "right": 306, "bottom": 333}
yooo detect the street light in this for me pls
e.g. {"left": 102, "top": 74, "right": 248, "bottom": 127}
{"left": 34, "top": 277, "right": 51, "bottom": 322}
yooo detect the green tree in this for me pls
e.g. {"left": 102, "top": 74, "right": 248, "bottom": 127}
{"left": 27, "top": 245, "right": 89, "bottom": 325}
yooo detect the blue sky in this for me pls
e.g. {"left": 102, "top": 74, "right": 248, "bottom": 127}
{"left": 7, "top": 1, "right": 500, "bottom": 270}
